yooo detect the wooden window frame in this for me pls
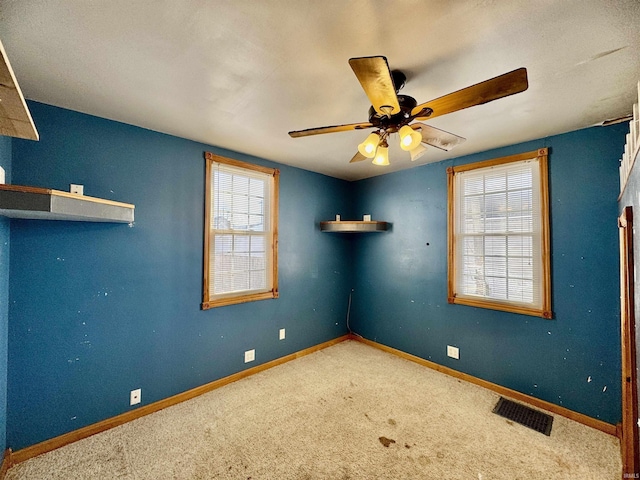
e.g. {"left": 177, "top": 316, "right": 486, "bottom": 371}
{"left": 447, "top": 148, "right": 552, "bottom": 318}
{"left": 202, "top": 152, "right": 279, "bottom": 309}
{"left": 619, "top": 206, "right": 639, "bottom": 475}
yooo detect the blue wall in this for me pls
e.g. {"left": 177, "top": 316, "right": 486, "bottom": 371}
{"left": 7, "top": 102, "right": 354, "bottom": 450}
{"left": 350, "top": 124, "right": 627, "bottom": 424}
{"left": 0, "top": 135, "right": 11, "bottom": 454}
{"left": 5, "top": 101, "right": 627, "bottom": 450}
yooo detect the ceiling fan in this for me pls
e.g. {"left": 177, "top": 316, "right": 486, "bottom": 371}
{"left": 288, "top": 56, "right": 528, "bottom": 166}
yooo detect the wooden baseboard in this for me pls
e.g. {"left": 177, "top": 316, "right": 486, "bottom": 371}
{"left": 9, "top": 333, "right": 617, "bottom": 467}
{"left": 0, "top": 449, "right": 12, "bottom": 480}
{"left": 11, "top": 335, "right": 350, "bottom": 465}
{"left": 351, "top": 335, "right": 618, "bottom": 438}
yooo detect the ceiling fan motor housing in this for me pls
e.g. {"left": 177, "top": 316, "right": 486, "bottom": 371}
{"left": 368, "top": 94, "right": 417, "bottom": 130}
{"left": 391, "top": 70, "right": 406, "bottom": 92}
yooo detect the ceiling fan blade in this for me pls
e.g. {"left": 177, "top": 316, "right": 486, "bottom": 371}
{"left": 288, "top": 122, "right": 373, "bottom": 138}
{"left": 411, "top": 67, "right": 528, "bottom": 120}
{"left": 349, "top": 151, "right": 368, "bottom": 163}
{"left": 411, "top": 123, "right": 466, "bottom": 151}
{"left": 349, "top": 56, "right": 401, "bottom": 116}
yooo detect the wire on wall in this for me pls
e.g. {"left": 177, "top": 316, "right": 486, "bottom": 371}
{"left": 346, "top": 288, "right": 362, "bottom": 338}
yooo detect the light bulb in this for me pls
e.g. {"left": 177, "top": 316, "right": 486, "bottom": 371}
{"left": 358, "top": 132, "right": 380, "bottom": 158}
{"left": 372, "top": 144, "right": 390, "bottom": 166}
{"left": 399, "top": 125, "right": 422, "bottom": 151}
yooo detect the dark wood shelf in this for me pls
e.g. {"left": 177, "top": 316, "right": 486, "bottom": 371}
{"left": 320, "top": 220, "right": 388, "bottom": 233}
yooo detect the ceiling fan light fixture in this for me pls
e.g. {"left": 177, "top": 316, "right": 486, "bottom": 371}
{"left": 409, "top": 143, "right": 428, "bottom": 161}
{"left": 358, "top": 132, "right": 381, "bottom": 158}
{"left": 372, "top": 141, "right": 390, "bottom": 166}
{"left": 399, "top": 125, "right": 422, "bottom": 151}
{"left": 288, "top": 57, "right": 529, "bottom": 171}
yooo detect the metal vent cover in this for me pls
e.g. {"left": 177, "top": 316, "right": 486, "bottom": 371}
{"left": 493, "top": 397, "right": 553, "bottom": 436}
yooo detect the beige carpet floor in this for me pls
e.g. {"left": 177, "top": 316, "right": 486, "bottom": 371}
{"left": 6, "top": 340, "right": 621, "bottom": 479}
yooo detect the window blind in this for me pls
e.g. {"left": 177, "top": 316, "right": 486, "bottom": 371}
{"left": 210, "top": 162, "right": 272, "bottom": 297}
{"left": 454, "top": 158, "right": 543, "bottom": 308}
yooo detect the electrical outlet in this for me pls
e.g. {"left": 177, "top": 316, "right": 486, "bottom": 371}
{"left": 130, "top": 388, "right": 141, "bottom": 406}
{"left": 244, "top": 349, "right": 255, "bottom": 363}
{"left": 279, "top": 328, "right": 286, "bottom": 340}
{"left": 447, "top": 345, "right": 460, "bottom": 360}
{"left": 70, "top": 184, "right": 84, "bottom": 195}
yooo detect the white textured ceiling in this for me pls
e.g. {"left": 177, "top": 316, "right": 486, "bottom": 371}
{"left": 1, "top": 0, "right": 639, "bottom": 181}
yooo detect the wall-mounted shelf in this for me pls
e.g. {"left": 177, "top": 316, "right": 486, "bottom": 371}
{"left": 320, "top": 220, "right": 388, "bottom": 233}
{"left": 0, "top": 184, "right": 134, "bottom": 223}
{"left": 0, "top": 39, "right": 39, "bottom": 141}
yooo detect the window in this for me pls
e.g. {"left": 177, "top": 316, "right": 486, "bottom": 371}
{"left": 203, "top": 153, "right": 279, "bottom": 309}
{"left": 447, "top": 148, "right": 551, "bottom": 318}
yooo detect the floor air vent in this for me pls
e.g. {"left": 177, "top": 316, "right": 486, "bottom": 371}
{"left": 492, "top": 397, "right": 553, "bottom": 436}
